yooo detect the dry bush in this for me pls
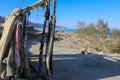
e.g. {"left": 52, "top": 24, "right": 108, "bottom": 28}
{"left": 104, "top": 39, "right": 120, "bottom": 54}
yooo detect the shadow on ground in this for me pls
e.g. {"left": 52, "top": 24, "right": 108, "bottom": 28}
{"left": 29, "top": 53, "right": 120, "bottom": 80}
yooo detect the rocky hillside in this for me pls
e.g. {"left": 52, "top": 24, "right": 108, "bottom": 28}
{"left": 55, "top": 32, "right": 90, "bottom": 51}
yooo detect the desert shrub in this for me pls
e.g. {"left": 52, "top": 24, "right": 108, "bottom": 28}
{"left": 76, "top": 20, "right": 120, "bottom": 54}
{"left": 105, "top": 39, "right": 120, "bottom": 54}
{"left": 110, "top": 28, "right": 120, "bottom": 39}
{"left": 97, "top": 19, "right": 109, "bottom": 38}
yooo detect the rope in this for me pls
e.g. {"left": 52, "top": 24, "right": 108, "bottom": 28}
{"left": 39, "top": 3, "right": 50, "bottom": 74}
{"left": 24, "top": 11, "right": 30, "bottom": 48}
{"left": 45, "top": 0, "right": 56, "bottom": 76}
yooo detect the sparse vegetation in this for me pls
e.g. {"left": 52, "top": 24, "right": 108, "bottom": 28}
{"left": 76, "top": 19, "right": 120, "bottom": 54}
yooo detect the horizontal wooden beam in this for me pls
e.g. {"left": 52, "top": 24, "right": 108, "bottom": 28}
{"left": 22, "top": 0, "right": 49, "bottom": 12}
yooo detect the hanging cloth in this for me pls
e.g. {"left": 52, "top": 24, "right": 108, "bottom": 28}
{"left": 15, "top": 20, "right": 22, "bottom": 57}
{"left": 15, "top": 19, "right": 22, "bottom": 71}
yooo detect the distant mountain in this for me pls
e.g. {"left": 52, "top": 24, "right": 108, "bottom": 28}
{"left": 0, "top": 16, "right": 5, "bottom": 23}
{"left": 0, "top": 16, "right": 66, "bottom": 29}
{"left": 28, "top": 21, "right": 43, "bottom": 28}
{"left": 28, "top": 21, "right": 66, "bottom": 29}
{"left": 28, "top": 21, "right": 67, "bottom": 30}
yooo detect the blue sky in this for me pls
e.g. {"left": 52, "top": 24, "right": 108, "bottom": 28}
{"left": 0, "top": 0, "right": 120, "bottom": 29}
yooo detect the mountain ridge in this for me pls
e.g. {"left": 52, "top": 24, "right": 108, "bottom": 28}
{"left": 0, "top": 16, "right": 66, "bottom": 29}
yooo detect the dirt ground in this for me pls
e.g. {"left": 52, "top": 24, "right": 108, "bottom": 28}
{"left": 27, "top": 32, "right": 120, "bottom": 80}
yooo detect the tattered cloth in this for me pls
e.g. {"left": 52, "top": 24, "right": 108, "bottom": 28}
{"left": 0, "top": 8, "right": 30, "bottom": 78}
{"left": 0, "top": 9, "right": 21, "bottom": 73}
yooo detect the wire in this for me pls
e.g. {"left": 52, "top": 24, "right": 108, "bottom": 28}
{"left": 19, "top": 0, "right": 25, "bottom": 8}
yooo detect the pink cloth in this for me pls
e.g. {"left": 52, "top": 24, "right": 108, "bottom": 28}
{"left": 15, "top": 22, "right": 21, "bottom": 56}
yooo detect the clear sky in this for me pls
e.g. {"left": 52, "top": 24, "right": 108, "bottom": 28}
{"left": 0, "top": 0, "right": 120, "bottom": 29}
